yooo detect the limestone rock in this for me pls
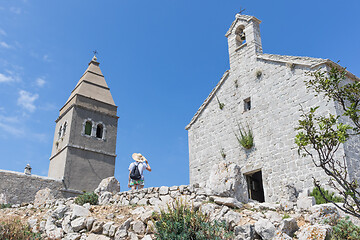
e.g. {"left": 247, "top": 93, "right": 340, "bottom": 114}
{"left": 34, "top": 188, "right": 55, "bottom": 208}
{"left": 222, "top": 210, "right": 242, "bottom": 228}
{"left": 141, "top": 235, "right": 153, "bottom": 240}
{"left": 206, "top": 161, "right": 246, "bottom": 201}
{"left": 64, "top": 233, "right": 81, "bottom": 240}
{"left": 309, "top": 203, "right": 340, "bottom": 224}
{"left": 114, "top": 228, "right": 127, "bottom": 239}
{"left": 140, "top": 210, "right": 154, "bottom": 222}
{"left": 159, "top": 186, "right": 169, "bottom": 195}
{"left": 86, "top": 233, "right": 111, "bottom": 240}
{"left": 297, "top": 196, "right": 315, "bottom": 211}
{"left": 95, "top": 177, "right": 120, "bottom": 195}
{"left": 297, "top": 224, "right": 332, "bottom": 240}
{"left": 128, "top": 232, "right": 139, "bottom": 240}
{"left": 71, "top": 204, "right": 90, "bottom": 220}
{"left": 213, "top": 196, "right": 243, "bottom": 209}
{"left": 52, "top": 205, "right": 68, "bottom": 219}
{"left": 279, "top": 218, "right": 298, "bottom": 237}
{"left": 91, "top": 221, "right": 104, "bottom": 233}
{"left": 234, "top": 224, "right": 256, "bottom": 240}
{"left": 99, "top": 192, "right": 113, "bottom": 205}
{"left": 132, "top": 220, "right": 146, "bottom": 234}
{"left": 71, "top": 217, "right": 86, "bottom": 232}
{"left": 102, "top": 221, "right": 114, "bottom": 236}
{"left": 254, "top": 218, "right": 276, "bottom": 240}
{"left": 86, "top": 217, "right": 95, "bottom": 231}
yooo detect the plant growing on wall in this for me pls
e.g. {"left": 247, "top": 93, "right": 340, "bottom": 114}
{"left": 295, "top": 65, "right": 360, "bottom": 219}
{"left": 220, "top": 148, "right": 226, "bottom": 159}
{"left": 215, "top": 95, "right": 225, "bottom": 110}
{"left": 235, "top": 123, "right": 253, "bottom": 149}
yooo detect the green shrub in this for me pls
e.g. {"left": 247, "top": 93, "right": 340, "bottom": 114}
{"left": 282, "top": 213, "right": 290, "bottom": 219}
{"left": 0, "top": 218, "right": 42, "bottom": 240}
{"left": 152, "top": 200, "right": 233, "bottom": 240}
{"left": 310, "top": 187, "right": 343, "bottom": 205}
{"left": 0, "top": 203, "right": 11, "bottom": 209}
{"left": 74, "top": 192, "right": 98, "bottom": 205}
{"left": 235, "top": 123, "right": 254, "bottom": 149}
{"left": 331, "top": 216, "right": 360, "bottom": 240}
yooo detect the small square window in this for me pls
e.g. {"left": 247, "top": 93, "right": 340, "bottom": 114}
{"left": 244, "top": 97, "right": 251, "bottom": 111}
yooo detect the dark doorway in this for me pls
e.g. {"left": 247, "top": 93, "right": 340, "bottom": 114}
{"left": 245, "top": 170, "right": 265, "bottom": 202}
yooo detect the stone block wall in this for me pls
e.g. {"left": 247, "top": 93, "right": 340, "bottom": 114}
{"left": 0, "top": 169, "right": 76, "bottom": 204}
{"left": 187, "top": 57, "right": 346, "bottom": 203}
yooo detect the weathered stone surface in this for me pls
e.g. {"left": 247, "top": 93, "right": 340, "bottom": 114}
{"left": 34, "top": 188, "right": 55, "bottom": 208}
{"left": 222, "top": 210, "right": 242, "bottom": 227}
{"left": 264, "top": 211, "right": 282, "bottom": 223}
{"left": 137, "top": 198, "right": 148, "bottom": 205}
{"left": 309, "top": 203, "right": 340, "bottom": 224}
{"left": 52, "top": 205, "right": 68, "bottom": 219}
{"left": 128, "top": 232, "right": 139, "bottom": 240}
{"left": 206, "top": 162, "right": 246, "bottom": 201}
{"left": 102, "top": 221, "right": 114, "bottom": 236}
{"left": 297, "top": 196, "right": 316, "bottom": 211}
{"left": 234, "top": 224, "right": 256, "bottom": 240}
{"left": 159, "top": 186, "right": 169, "bottom": 195}
{"left": 86, "top": 233, "right": 111, "bottom": 240}
{"left": 132, "top": 220, "right": 146, "bottom": 234}
{"left": 86, "top": 217, "right": 95, "bottom": 231}
{"left": 213, "top": 196, "right": 243, "bottom": 208}
{"left": 95, "top": 177, "right": 120, "bottom": 195}
{"left": 140, "top": 210, "right": 154, "bottom": 222}
{"left": 64, "top": 233, "right": 81, "bottom": 240}
{"left": 91, "top": 221, "right": 104, "bottom": 233}
{"left": 142, "top": 235, "right": 153, "bottom": 240}
{"left": 254, "top": 219, "right": 276, "bottom": 240}
{"left": 114, "top": 229, "right": 127, "bottom": 240}
{"left": 297, "top": 224, "right": 332, "bottom": 240}
{"left": 0, "top": 193, "right": 7, "bottom": 204}
{"left": 99, "top": 192, "right": 113, "bottom": 205}
{"left": 71, "top": 205, "right": 90, "bottom": 220}
{"left": 71, "top": 217, "right": 86, "bottom": 232}
{"left": 279, "top": 218, "right": 298, "bottom": 237}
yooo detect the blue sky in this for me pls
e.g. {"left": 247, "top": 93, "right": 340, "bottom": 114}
{"left": 0, "top": 1, "right": 359, "bottom": 191}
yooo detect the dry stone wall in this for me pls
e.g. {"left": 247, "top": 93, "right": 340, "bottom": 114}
{"left": 0, "top": 170, "right": 79, "bottom": 204}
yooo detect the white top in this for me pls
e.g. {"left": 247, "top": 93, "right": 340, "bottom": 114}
{"left": 129, "top": 162, "right": 147, "bottom": 180}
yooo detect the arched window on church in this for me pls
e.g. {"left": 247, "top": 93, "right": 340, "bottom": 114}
{"left": 62, "top": 122, "right": 67, "bottom": 136}
{"left": 235, "top": 25, "right": 246, "bottom": 46}
{"left": 96, "top": 124, "right": 103, "bottom": 139}
{"left": 58, "top": 126, "right": 62, "bottom": 139}
{"left": 85, "top": 121, "right": 92, "bottom": 136}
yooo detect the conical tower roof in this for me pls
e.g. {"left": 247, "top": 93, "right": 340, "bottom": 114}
{"left": 66, "top": 56, "right": 116, "bottom": 106}
{"left": 58, "top": 56, "right": 117, "bottom": 118}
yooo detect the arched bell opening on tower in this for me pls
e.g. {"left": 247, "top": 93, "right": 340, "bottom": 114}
{"left": 235, "top": 25, "right": 246, "bottom": 46}
{"left": 84, "top": 121, "right": 92, "bottom": 136}
{"left": 96, "top": 124, "right": 103, "bottom": 139}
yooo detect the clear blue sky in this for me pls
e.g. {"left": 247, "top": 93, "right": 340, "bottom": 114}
{"left": 0, "top": 1, "right": 359, "bottom": 190}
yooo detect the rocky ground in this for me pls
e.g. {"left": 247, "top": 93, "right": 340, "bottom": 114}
{"left": 0, "top": 181, "right": 358, "bottom": 240}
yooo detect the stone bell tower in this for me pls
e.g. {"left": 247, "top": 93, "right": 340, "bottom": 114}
{"left": 48, "top": 55, "right": 118, "bottom": 192}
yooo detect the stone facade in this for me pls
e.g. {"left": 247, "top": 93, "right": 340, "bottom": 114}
{"left": 186, "top": 14, "right": 360, "bottom": 203}
{"left": 48, "top": 56, "right": 118, "bottom": 192}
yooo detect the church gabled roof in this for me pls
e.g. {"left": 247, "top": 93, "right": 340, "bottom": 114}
{"left": 65, "top": 56, "right": 116, "bottom": 107}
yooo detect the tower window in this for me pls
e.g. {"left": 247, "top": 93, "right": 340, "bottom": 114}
{"left": 63, "top": 122, "right": 67, "bottom": 136}
{"left": 244, "top": 97, "right": 251, "bottom": 111}
{"left": 85, "top": 121, "right": 92, "bottom": 136}
{"left": 96, "top": 124, "right": 103, "bottom": 139}
{"left": 58, "top": 126, "right": 62, "bottom": 139}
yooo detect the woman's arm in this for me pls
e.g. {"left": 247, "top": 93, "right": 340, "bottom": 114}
{"left": 144, "top": 158, "right": 151, "bottom": 172}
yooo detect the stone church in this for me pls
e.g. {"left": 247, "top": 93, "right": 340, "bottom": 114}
{"left": 186, "top": 14, "right": 360, "bottom": 203}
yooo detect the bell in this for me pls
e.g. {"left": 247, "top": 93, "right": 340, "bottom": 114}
{"left": 240, "top": 32, "right": 246, "bottom": 41}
